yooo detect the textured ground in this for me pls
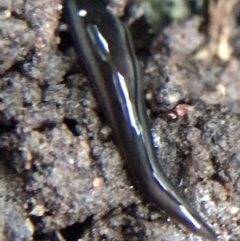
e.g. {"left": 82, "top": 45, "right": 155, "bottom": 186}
{"left": 1, "top": 0, "right": 240, "bottom": 241}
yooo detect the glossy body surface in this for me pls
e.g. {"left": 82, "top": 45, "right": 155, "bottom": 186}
{"left": 65, "top": 0, "right": 216, "bottom": 239}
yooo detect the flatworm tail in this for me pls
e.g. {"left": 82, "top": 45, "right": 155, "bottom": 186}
{"left": 65, "top": 0, "right": 217, "bottom": 239}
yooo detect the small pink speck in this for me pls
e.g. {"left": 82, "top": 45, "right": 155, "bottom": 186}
{"left": 93, "top": 177, "right": 104, "bottom": 188}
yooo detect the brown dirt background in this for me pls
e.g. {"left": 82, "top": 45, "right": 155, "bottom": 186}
{"left": 1, "top": 0, "right": 240, "bottom": 240}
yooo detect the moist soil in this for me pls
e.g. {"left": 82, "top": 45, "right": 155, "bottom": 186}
{"left": 1, "top": 0, "right": 240, "bottom": 240}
